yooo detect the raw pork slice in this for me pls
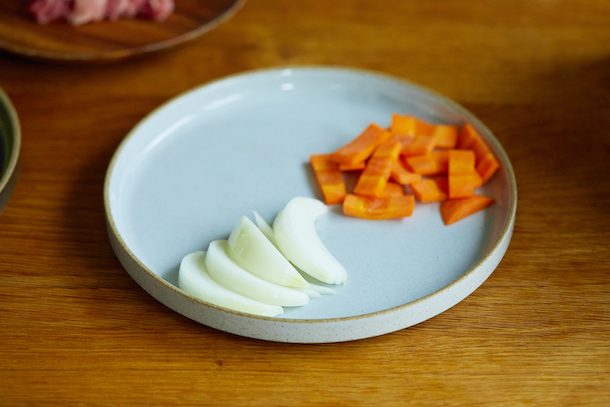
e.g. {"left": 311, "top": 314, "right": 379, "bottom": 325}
{"left": 28, "top": 0, "right": 175, "bottom": 25}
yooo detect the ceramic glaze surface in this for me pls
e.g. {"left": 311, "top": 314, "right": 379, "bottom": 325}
{"left": 0, "top": 87, "right": 20, "bottom": 214}
{"left": 105, "top": 67, "right": 516, "bottom": 341}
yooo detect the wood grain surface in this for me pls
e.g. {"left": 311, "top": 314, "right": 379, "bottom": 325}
{"left": 0, "top": 0, "right": 609, "bottom": 405}
{"left": 0, "top": 0, "right": 245, "bottom": 61}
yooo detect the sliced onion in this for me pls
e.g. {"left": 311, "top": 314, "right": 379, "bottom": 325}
{"left": 252, "top": 211, "right": 278, "bottom": 247}
{"left": 227, "top": 216, "right": 307, "bottom": 288}
{"left": 295, "top": 287, "right": 322, "bottom": 298}
{"left": 304, "top": 281, "right": 337, "bottom": 295}
{"left": 178, "top": 251, "right": 283, "bottom": 317}
{"left": 205, "top": 240, "right": 309, "bottom": 307}
{"left": 273, "top": 197, "right": 348, "bottom": 285}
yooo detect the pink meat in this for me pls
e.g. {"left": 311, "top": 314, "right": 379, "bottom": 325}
{"left": 28, "top": 0, "right": 174, "bottom": 24}
{"left": 28, "top": 0, "right": 71, "bottom": 25}
{"left": 67, "top": 0, "right": 107, "bottom": 25}
{"left": 139, "top": 0, "right": 174, "bottom": 21}
{"left": 106, "top": 0, "right": 147, "bottom": 20}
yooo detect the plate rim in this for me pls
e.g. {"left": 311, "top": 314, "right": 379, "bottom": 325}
{"left": 103, "top": 66, "right": 517, "bottom": 339}
{"left": 0, "top": 0, "right": 247, "bottom": 62}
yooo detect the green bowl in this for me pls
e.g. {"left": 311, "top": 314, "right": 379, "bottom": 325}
{"left": 0, "top": 87, "right": 20, "bottom": 214}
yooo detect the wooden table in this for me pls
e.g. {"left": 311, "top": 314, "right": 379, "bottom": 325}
{"left": 1, "top": 0, "right": 608, "bottom": 405}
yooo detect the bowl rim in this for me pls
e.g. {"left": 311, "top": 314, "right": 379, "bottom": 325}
{"left": 0, "top": 86, "right": 21, "bottom": 214}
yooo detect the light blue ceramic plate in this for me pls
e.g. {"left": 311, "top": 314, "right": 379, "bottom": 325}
{"left": 104, "top": 67, "right": 517, "bottom": 343}
{"left": 0, "top": 87, "right": 20, "bottom": 215}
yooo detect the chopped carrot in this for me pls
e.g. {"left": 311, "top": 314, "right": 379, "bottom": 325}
{"left": 410, "top": 177, "right": 449, "bottom": 202}
{"left": 476, "top": 153, "right": 501, "bottom": 184}
{"left": 388, "top": 133, "right": 415, "bottom": 148}
{"left": 449, "top": 174, "right": 474, "bottom": 199}
{"left": 457, "top": 124, "right": 500, "bottom": 184}
{"left": 343, "top": 194, "right": 415, "bottom": 220}
{"left": 471, "top": 171, "right": 483, "bottom": 189}
{"left": 400, "top": 135, "right": 436, "bottom": 156}
{"left": 381, "top": 181, "right": 405, "bottom": 197}
{"left": 448, "top": 149, "right": 476, "bottom": 199}
{"left": 440, "top": 194, "right": 495, "bottom": 225}
{"left": 390, "top": 114, "right": 435, "bottom": 136}
{"left": 353, "top": 141, "right": 402, "bottom": 197}
{"left": 339, "top": 161, "right": 367, "bottom": 171}
{"left": 456, "top": 123, "right": 479, "bottom": 149}
{"left": 390, "top": 158, "right": 422, "bottom": 185}
{"left": 333, "top": 123, "right": 391, "bottom": 166}
{"left": 448, "top": 149, "right": 476, "bottom": 176}
{"left": 310, "top": 154, "right": 347, "bottom": 205}
{"left": 432, "top": 125, "right": 459, "bottom": 149}
{"left": 405, "top": 150, "right": 450, "bottom": 176}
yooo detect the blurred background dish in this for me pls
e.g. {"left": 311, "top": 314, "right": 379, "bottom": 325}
{"left": 0, "top": 87, "right": 20, "bottom": 215}
{"left": 0, "top": 0, "right": 246, "bottom": 62}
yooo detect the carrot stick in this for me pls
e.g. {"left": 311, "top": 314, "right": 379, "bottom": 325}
{"left": 390, "top": 157, "right": 422, "bottom": 185}
{"left": 448, "top": 149, "right": 476, "bottom": 199}
{"left": 476, "top": 153, "right": 501, "bottom": 184}
{"left": 457, "top": 124, "right": 500, "bottom": 184}
{"left": 333, "top": 123, "right": 391, "bottom": 166}
{"left": 405, "top": 150, "right": 450, "bottom": 176}
{"left": 440, "top": 194, "right": 495, "bottom": 225}
{"left": 381, "top": 181, "right": 405, "bottom": 197}
{"left": 353, "top": 140, "right": 402, "bottom": 197}
{"left": 410, "top": 177, "right": 449, "bottom": 202}
{"left": 343, "top": 194, "right": 415, "bottom": 220}
{"left": 310, "top": 154, "right": 347, "bottom": 205}
{"left": 471, "top": 171, "right": 483, "bottom": 189}
{"left": 432, "top": 125, "right": 459, "bottom": 149}
{"left": 390, "top": 114, "right": 435, "bottom": 136}
{"left": 448, "top": 149, "right": 476, "bottom": 175}
{"left": 339, "top": 161, "right": 367, "bottom": 171}
{"left": 400, "top": 135, "right": 436, "bottom": 156}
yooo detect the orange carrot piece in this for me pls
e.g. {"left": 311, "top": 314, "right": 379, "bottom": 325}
{"left": 457, "top": 123, "right": 479, "bottom": 149}
{"left": 457, "top": 124, "right": 500, "bottom": 183}
{"left": 389, "top": 133, "right": 415, "bottom": 148}
{"left": 410, "top": 177, "right": 449, "bottom": 202}
{"left": 343, "top": 194, "right": 415, "bottom": 220}
{"left": 310, "top": 154, "right": 347, "bottom": 205}
{"left": 476, "top": 152, "right": 501, "bottom": 184}
{"left": 400, "top": 135, "right": 436, "bottom": 156}
{"left": 448, "top": 149, "right": 476, "bottom": 199}
{"left": 381, "top": 181, "right": 405, "bottom": 197}
{"left": 448, "top": 149, "right": 476, "bottom": 175}
{"left": 449, "top": 174, "right": 475, "bottom": 199}
{"left": 390, "top": 158, "right": 422, "bottom": 185}
{"left": 471, "top": 171, "right": 483, "bottom": 189}
{"left": 405, "top": 150, "right": 450, "bottom": 176}
{"left": 353, "top": 141, "right": 402, "bottom": 197}
{"left": 333, "top": 123, "right": 391, "bottom": 166}
{"left": 440, "top": 194, "right": 495, "bottom": 225}
{"left": 432, "top": 125, "right": 459, "bottom": 149}
{"left": 390, "top": 114, "right": 435, "bottom": 136}
{"left": 339, "top": 161, "right": 366, "bottom": 171}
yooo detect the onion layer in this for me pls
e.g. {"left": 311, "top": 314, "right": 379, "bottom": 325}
{"left": 273, "top": 197, "right": 348, "bottom": 285}
{"left": 178, "top": 251, "right": 283, "bottom": 317}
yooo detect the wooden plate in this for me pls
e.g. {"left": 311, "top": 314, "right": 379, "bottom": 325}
{"left": 0, "top": 0, "right": 246, "bottom": 62}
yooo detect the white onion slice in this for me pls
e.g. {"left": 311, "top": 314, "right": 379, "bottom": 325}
{"left": 178, "top": 251, "right": 283, "bottom": 317}
{"left": 252, "top": 211, "right": 278, "bottom": 247}
{"left": 304, "top": 281, "right": 337, "bottom": 295}
{"left": 273, "top": 197, "right": 348, "bottom": 285}
{"left": 205, "top": 240, "right": 309, "bottom": 307}
{"left": 296, "top": 287, "right": 322, "bottom": 298}
{"left": 227, "top": 216, "right": 307, "bottom": 288}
